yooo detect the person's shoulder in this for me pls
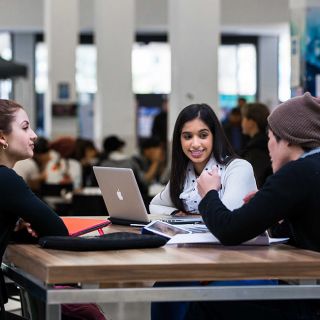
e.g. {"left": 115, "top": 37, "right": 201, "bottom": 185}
{"left": 13, "top": 158, "right": 38, "bottom": 175}
{"left": 283, "top": 153, "right": 320, "bottom": 174}
{"left": 0, "top": 165, "right": 16, "bottom": 177}
{"left": 224, "top": 159, "right": 255, "bottom": 181}
{"left": 0, "top": 166, "right": 24, "bottom": 186}
{"left": 14, "top": 158, "right": 36, "bottom": 168}
{"left": 247, "top": 133, "right": 268, "bottom": 148}
{"left": 222, "top": 158, "right": 254, "bottom": 181}
{"left": 226, "top": 158, "right": 252, "bottom": 170}
{"left": 269, "top": 155, "right": 320, "bottom": 187}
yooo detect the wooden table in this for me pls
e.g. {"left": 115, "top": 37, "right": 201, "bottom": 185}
{"left": 3, "top": 225, "right": 320, "bottom": 319}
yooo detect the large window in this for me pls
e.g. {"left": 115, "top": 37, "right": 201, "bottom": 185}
{"left": 35, "top": 36, "right": 258, "bottom": 110}
{"left": 218, "top": 42, "right": 257, "bottom": 111}
{"left": 36, "top": 34, "right": 291, "bottom": 137}
{"left": 35, "top": 43, "right": 97, "bottom": 95}
{"left": 132, "top": 42, "right": 171, "bottom": 94}
{"left": 35, "top": 42, "right": 47, "bottom": 95}
{"left": 0, "top": 33, "right": 12, "bottom": 99}
{"left": 279, "top": 32, "right": 291, "bottom": 102}
{"left": 76, "top": 45, "right": 97, "bottom": 94}
{"left": 132, "top": 41, "right": 170, "bottom": 140}
{"left": 35, "top": 42, "right": 97, "bottom": 136}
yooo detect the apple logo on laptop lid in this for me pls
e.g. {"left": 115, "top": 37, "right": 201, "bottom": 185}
{"left": 116, "top": 188, "right": 124, "bottom": 200}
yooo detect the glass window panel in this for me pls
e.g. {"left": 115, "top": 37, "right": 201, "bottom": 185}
{"left": 237, "top": 44, "right": 256, "bottom": 95}
{"left": 132, "top": 42, "right": 171, "bottom": 94}
{"left": 35, "top": 42, "right": 48, "bottom": 94}
{"left": 0, "top": 33, "right": 12, "bottom": 60}
{"left": 279, "top": 33, "right": 291, "bottom": 101}
{"left": 219, "top": 45, "right": 237, "bottom": 94}
{"left": 219, "top": 43, "right": 257, "bottom": 110}
{"left": 76, "top": 44, "right": 97, "bottom": 94}
{"left": 0, "top": 32, "right": 12, "bottom": 99}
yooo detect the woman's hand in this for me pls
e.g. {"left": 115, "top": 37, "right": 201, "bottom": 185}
{"left": 197, "top": 167, "right": 221, "bottom": 198}
{"left": 14, "top": 219, "right": 38, "bottom": 238}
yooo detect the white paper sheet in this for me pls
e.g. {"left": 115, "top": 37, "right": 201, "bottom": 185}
{"left": 167, "top": 232, "right": 288, "bottom": 246}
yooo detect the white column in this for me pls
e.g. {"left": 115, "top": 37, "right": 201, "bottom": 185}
{"left": 12, "top": 33, "right": 36, "bottom": 128}
{"left": 94, "top": 0, "right": 135, "bottom": 153}
{"left": 258, "top": 36, "right": 279, "bottom": 108}
{"left": 44, "top": 0, "right": 79, "bottom": 138}
{"left": 168, "top": 0, "right": 220, "bottom": 138}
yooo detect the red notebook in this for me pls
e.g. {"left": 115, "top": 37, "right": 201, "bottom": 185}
{"left": 61, "top": 217, "right": 111, "bottom": 237}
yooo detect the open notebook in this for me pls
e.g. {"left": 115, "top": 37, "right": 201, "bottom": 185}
{"left": 61, "top": 217, "right": 111, "bottom": 237}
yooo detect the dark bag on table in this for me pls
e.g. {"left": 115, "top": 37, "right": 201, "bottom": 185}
{"left": 38, "top": 232, "right": 168, "bottom": 251}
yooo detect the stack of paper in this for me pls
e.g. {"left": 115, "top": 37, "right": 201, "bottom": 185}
{"left": 167, "top": 231, "right": 288, "bottom": 246}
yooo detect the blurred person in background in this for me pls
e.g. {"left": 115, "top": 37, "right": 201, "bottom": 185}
{"left": 134, "top": 137, "right": 167, "bottom": 185}
{"left": 100, "top": 135, "right": 149, "bottom": 197}
{"left": 222, "top": 107, "right": 248, "bottom": 154}
{"left": 14, "top": 137, "right": 51, "bottom": 194}
{"left": 46, "top": 137, "right": 82, "bottom": 190}
{"left": 152, "top": 96, "right": 168, "bottom": 163}
{"left": 240, "top": 102, "right": 272, "bottom": 188}
{"left": 73, "top": 138, "right": 99, "bottom": 187}
{"left": 237, "top": 96, "right": 247, "bottom": 109}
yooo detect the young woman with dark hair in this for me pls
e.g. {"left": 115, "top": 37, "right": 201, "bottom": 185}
{"left": 149, "top": 103, "right": 258, "bottom": 320}
{"left": 150, "top": 103, "right": 257, "bottom": 216}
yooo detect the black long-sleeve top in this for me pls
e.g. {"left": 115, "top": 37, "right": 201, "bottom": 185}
{"left": 199, "top": 153, "right": 320, "bottom": 252}
{"left": 240, "top": 132, "right": 272, "bottom": 188}
{"left": 0, "top": 165, "right": 68, "bottom": 308}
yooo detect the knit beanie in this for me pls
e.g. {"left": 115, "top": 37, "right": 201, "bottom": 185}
{"left": 268, "top": 92, "right": 320, "bottom": 149}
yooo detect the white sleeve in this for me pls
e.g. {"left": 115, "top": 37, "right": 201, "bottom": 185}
{"left": 221, "top": 159, "right": 258, "bottom": 210}
{"left": 13, "top": 159, "right": 39, "bottom": 181}
{"left": 149, "top": 182, "right": 178, "bottom": 215}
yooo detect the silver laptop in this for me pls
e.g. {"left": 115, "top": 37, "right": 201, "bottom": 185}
{"left": 93, "top": 166, "right": 203, "bottom": 225}
{"left": 93, "top": 166, "right": 151, "bottom": 225}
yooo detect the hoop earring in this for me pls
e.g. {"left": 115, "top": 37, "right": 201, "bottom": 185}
{"left": 2, "top": 142, "right": 8, "bottom": 150}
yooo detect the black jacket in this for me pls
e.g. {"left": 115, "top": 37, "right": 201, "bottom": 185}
{"left": 240, "top": 132, "right": 272, "bottom": 188}
{"left": 199, "top": 153, "right": 320, "bottom": 251}
{"left": 0, "top": 166, "right": 68, "bottom": 312}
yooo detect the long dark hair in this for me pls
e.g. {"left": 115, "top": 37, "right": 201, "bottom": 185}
{"left": 169, "top": 103, "right": 236, "bottom": 211}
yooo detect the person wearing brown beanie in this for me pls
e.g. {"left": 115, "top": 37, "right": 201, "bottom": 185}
{"left": 268, "top": 92, "right": 320, "bottom": 151}
{"left": 184, "top": 92, "right": 320, "bottom": 320}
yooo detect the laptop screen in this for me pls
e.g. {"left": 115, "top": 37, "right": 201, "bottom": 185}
{"left": 93, "top": 166, "right": 151, "bottom": 225}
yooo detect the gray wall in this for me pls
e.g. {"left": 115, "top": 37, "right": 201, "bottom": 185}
{"left": 0, "top": 0, "right": 290, "bottom": 35}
